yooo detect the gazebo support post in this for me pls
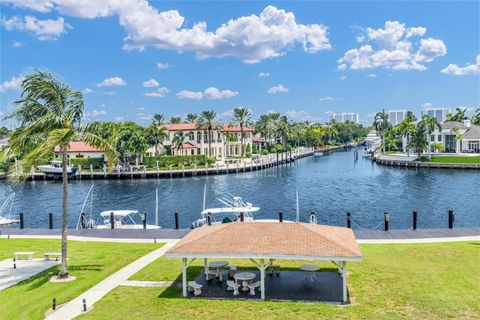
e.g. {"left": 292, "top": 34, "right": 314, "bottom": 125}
{"left": 204, "top": 258, "right": 208, "bottom": 273}
{"left": 260, "top": 259, "right": 265, "bottom": 300}
{"left": 339, "top": 261, "right": 347, "bottom": 303}
{"left": 182, "top": 258, "right": 187, "bottom": 297}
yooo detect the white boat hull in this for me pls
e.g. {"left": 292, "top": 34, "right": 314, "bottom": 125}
{"left": 38, "top": 165, "right": 76, "bottom": 175}
{"left": 96, "top": 224, "right": 161, "bottom": 230}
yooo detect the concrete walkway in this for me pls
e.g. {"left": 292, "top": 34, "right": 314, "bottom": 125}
{"left": 46, "top": 240, "right": 178, "bottom": 320}
{"left": 0, "top": 258, "right": 60, "bottom": 291}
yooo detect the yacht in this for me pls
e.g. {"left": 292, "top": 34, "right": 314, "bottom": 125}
{"left": 96, "top": 210, "right": 161, "bottom": 229}
{"left": 38, "top": 161, "right": 76, "bottom": 175}
{"left": 364, "top": 131, "right": 381, "bottom": 153}
{"left": 0, "top": 193, "right": 19, "bottom": 227}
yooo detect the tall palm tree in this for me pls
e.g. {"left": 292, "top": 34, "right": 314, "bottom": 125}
{"left": 472, "top": 108, "right": 480, "bottom": 125}
{"left": 230, "top": 107, "right": 252, "bottom": 158}
{"left": 152, "top": 113, "right": 165, "bottom": 126}
{"left": 6, "top": 71, "right": 116, "bottom": 278}
{"left": 170, "top": 116, "right": 182, "bottom": 124}
{"left": 395, "top": 113, "right": 416, "bottom": 156}
{"left": 450, "top": 107, "right": 467, "bottom": 122}
{"left": 373, "top": 109, "right": 392, "bottom": 153}
{"left": 172, "top": 131, "right": 187, "bottom": 156}
{"left": 421, "top": 115, "right": 441, "bottom": 160}
{"left": 196, "top": 110, "right": 219, "bottom": 157}
{"left": 185, "top": 113, "right": 198, "bottom": 124}
{"left": 254, "top": 114, "right": 271, "bottom": 153}
{"left": 408, "top": 123, "right": 428, "bottom": 159}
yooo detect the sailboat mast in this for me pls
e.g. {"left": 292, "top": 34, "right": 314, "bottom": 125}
{"left": 203, "top": 184, "right": 207, "bottom": 211}
{"left": 155, "top": 188, "right": 159, "bottom": 227}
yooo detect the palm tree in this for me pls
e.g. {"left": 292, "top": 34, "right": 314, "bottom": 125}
{"left": 395, "top": 114, "right": 416, "bottom": 156}
{"left": 185, "top": 113, "right": 198, "bottom": 124}
{"left": 230, "top": 107, "right": 252, "bottom": 158}
{"left": 421, "top": 115, "right": 441, "bottom": 160}
{"left": 152, "top": 114, "right": 165, "bottom": 126}
{"left": 196, "top": 110, "right": 219, "bottom": 157}
{"left": 254, "top": 114, "right": 272, "bottom": 152}
{"left": 408, "top": 123, "right": 428, "bottom": 159}
{"left": 170, "top": 116, "right": 182, "bottom": 124}
{"left": 373, "top": 109, "right": 392, "bottom": 153}
{"left": 472, "top": 108, "right": 480, "bottom": 125}
{"left": 449, "top": 107, "right": 467, "bottom": 122}
{"left": 6, "top": 71, "right": 116, "bottom": 278}
{"left": 172, "top": 131, "right": 187, "bottom": 156}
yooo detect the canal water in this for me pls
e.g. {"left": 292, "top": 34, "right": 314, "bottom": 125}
{"left": 1, "top": 148, "right": 479, "bottom": 229}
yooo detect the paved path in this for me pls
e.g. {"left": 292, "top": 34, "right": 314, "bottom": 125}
{"left": 46, "top": 240, "right": 178, "bottom": 320}
{"left": 0, "top": 258, "right": 60, "bottom": 291}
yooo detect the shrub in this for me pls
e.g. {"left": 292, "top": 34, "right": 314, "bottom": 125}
{"left": 69, "top": 158, "right": 105, "bottom": 169}
{"left": 143, "top": 155, "right": 216, "bottom": 167}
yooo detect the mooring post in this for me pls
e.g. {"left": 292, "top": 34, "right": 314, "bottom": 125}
{"left": 19, "top": 212, "right": 24, "bottom": 229}
{"left": 142, "top": 212, "right": 147, "bottom": 230}
{"left": 448, "top": 210, "right": 455, "bottom": 229}
{"left": 384, "top": 212, "right": 389, "bottom": 231}
{"left": 240, "top": 212, "right": 244, "bottom": 222}
{"left": 175, "top": 212, "right": 179, "bottom": 229}
{"left": 13, "top": 258, "right": 16, "bottom": 269}
{"left": 207, "top": 213, "right": 212, "bottom": 226}
{"left": 347, "top": 212, "right": 352, "bottom": 228}
{"left": 412, "top": 211, "right": 417, "bottom": 230}
{"left": 78, "top": 165, "right": 82, "bottom": 180}
{"left": 279, "top": 211, "right": 283, "bottom": 222}
{"left": 52, "top": 297, "right": 56, "bottom": 310}
{"left": 82, "top": 298, "right": 87, "bottom": 312}
{"left": 49, "top": 212, "right": 53, "bottom": 229}
{"left": 90, "top": 164, "right": 93, "bottom": 178}
{"left": 81, "top": 212, "right": 86, "bottom": 229}
{"left": 110, "top": 212, "right": 114, "bottom": 229}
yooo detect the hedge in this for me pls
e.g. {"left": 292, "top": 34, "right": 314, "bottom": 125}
{"left": 69, "top": 158, "right": 104, "bottom": 169}
{"left": 143, "top": 155, "right": 216, "bottom": 167}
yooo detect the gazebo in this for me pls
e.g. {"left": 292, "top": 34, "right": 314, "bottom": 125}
{"left": 165, "top": 222, "right": 362, "bottom": 302}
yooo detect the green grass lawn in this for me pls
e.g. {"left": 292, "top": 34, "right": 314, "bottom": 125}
{"left": 0, "top": 239, "right": 161, "bottom": 320}
{"left": 421, "top": 155, "right": 480, "bottom": 164}
{"left": 77, "top": 242, "right": 480, "bottom": 320}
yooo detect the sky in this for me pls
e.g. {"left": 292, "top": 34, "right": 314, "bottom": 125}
{"left": 0, "top": 0, "right": 479, "bottom": 127}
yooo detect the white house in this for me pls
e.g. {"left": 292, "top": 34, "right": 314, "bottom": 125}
{"left": 54, "top": 141, "right": 105, "bottom": 159}
{"left": 158, "top": 124, "right": 254, "bottom": 158}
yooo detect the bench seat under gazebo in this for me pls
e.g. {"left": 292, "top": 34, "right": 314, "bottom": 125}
{"left": 165, "top": 222, "right": 362, "bottom": 302}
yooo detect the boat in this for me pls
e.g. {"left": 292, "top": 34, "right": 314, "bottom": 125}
{"left": 190, "top": 194, "right": 293, "bottom": 228}
{"left": 0, "top": 193, "right": 19, "bottom": 227}
{"left": 313, "top": 152, "right": 324, "bottom": 157}
{"left": 96, "top": 210, "right": 161, "bottom": 229}
{"left": 37, "top": 160, "right": 77, "bottom": 175}
{"left": 364, "top": 131, "right": 381, "bottom": 155}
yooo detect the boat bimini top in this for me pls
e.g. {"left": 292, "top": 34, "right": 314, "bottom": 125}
{"left": 100, "top": 210, "right": 139, "bottom": 218}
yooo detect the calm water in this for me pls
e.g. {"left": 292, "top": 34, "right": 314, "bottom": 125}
{"left": 1, "top": 149, "right": 479, "bottom": 229}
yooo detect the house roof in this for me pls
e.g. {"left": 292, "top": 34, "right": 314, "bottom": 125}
{"left": 54, "top": 141, "right": 102, "bottom": 153}
{"left": 166, "top": 222, "right": 362, "bottom": 261}
{"left": 163, "top": 123, "right": 253, "bottom": 132}
{"left": 182, "top": 142, "right": 198, "bottom": 149}
{"left": 441, "top": 121, "right": 480, "bottom": 139}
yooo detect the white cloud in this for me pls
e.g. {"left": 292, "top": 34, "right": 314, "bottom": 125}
{"left": 145, "top": 86, "right": 170, "bottom": 97}
{"left": 441, "top": 54, "right": 480, "bottom": 76}
{"left": 338, "top": 21, "right": 446, "bottom": 71}
{"left": 319, "top": 96, "right": 334, "bottom": 101}
{"left": 97, "top": 76, "right": 126, "bottom": 87}
{"left": 85, "top": 109, "right": 107, "bottom": 118}
{"left": 177, "top": 90, "right": 203, "bottom": 100}
{"left": 0, "top": 75, "right": 24, "bottom": 92}
{"left": 267, "top": 84, "right": 289, "bottom": 94}
{"left": 204, "top": 87, "right": 238, "bottom": 100}
{"left": 102, "top": 91, "right": 115, "bottom": 95}
{"left": 2, "top": 3, "right": 331, "bottom": 63}
{"left": 421, "top": 102, "right": 433, "bottom": 108}
{"left": 1, "top": 0, "right": 54, "bottom": 13}
{"left": 142, "top": 78, "right": 159, "bottom": 88}
{"left": 156, "top": 62, "right": 170, "bottom": 69}
{"left": 258, "top": 72, "right": 270, "bottom": 78}
{"left": 137, "top": 112, "right": 151, "bottom": 121}
{"left": 115, "top": 116, "right": 124, "bottom": 122}
{"left": 285, "top": 109, "right": 321, "bottom": 122}
{"left": 12, "top": 40, "right": 25, "bottom": 47}
{"left": 340, "top": 75, "right": 347, "bottom": 80}
{"left": 1, "top": 15, "right": 70, "bottom": 41}
{"left": 367, "top": 74, "right": 377, "bottom": 78}
{"left": 82, "top": 87, "right": 93, "bottom": 94}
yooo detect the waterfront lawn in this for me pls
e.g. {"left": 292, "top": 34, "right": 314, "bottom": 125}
{"left": 79, "top": 242, "right": 480, "bottom": 319}
{"left": 0, "top": 239, "right": 161, "bottom": 320}
{"left": 421, "top": 155, "right": 480, "bottom": 163}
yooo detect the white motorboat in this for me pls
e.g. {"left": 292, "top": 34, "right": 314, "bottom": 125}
{"left": 38, "top": 161, "right": 76, "bottom": 175}
{"left": 0, "top": 193, "right": 19, "bottom": 227}
{"left": 191, "top": 195, "right": 291, "bottom": 228}
{"left": 96, "top": 210, "right": 161, "bottom": 229}
{"left": 365, "top": 131, "right": 381, "bottom": 152}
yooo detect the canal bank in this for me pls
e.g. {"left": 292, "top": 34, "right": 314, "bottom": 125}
{"left": 374, "top": 157, "right": 480, "bottom": 170}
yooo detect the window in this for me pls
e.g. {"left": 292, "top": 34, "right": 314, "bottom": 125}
{"left": 197, "top": 131, "right": 201, "bottom": 143}
{"left": 431, "top": 135, "right": 435, "bottom": 142}
{"left": 444, "top": 134, "right": 456, "bottom": 153}
{"left": 189, "top": 131, "right": 194, "bottom": 141}
{"left": 468, "top": 141, "right": 479, "bottom": 153}
{"left": 438, "top": 135, "right": 442, "bottom": 141}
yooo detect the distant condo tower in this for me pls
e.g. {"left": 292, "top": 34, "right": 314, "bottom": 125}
{"left": 330, "top": 112, "right": 359, "bottom": 124}
{"left": 387, "top": 109, "right": 411, "bottom": 126}
{"left": 421, "top": 107, "right": 450, "bottom": 123}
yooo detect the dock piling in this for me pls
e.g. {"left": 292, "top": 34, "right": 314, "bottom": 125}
{"left": 48, "top": 212, "right": 53, "bottom": 229}
{"left": 240, "top": 212, "right": 244, "bottom": 222}
{"left": 448, "top": 210, "right": 455, "bottom": 229}
{"left": 142, "top": 212, "right": 147, "bottom": 230}
{"left": 347, "top": 212, "right": 352, "bottom": 228}
{"left": 279, "top": 211, "right": 283, "bottom": 222}
{"left": 19, "top": 212, "right": 24, "bottom": 229}
{"left": 110, "top": 212, "right": 114, "bottom": 229}
{"left": 412, "top": 211, "right": 417, "bottom": 230}
{"left": 384, "top": 212, "right": 390, "bottom": 231}
{"left": 174, "top": 212, "right": 179, "bottom": 229}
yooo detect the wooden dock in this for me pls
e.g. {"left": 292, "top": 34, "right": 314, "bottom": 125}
{"left": 374, "top": 158, "right": 480, "bottom": 170}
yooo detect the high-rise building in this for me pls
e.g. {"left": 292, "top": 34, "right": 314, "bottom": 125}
{"left": 421, "top": 107, "right": 450, "bottom": 123}
{"left": 330, "top": 112, "right": 359, "bottom": 124}
{"left": 388, "top": 109, "right": 411, "bottom": 126}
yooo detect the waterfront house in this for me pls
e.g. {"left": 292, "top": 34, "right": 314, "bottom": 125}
{"left": 54, "top": 141, "right": 105, "bottom": 159}
{"left": 159, "top": 124, "right": 254, "bottom": 158}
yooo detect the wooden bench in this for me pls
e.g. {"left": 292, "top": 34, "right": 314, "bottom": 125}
{"left": 187, "top": 281, "right": 203, "bottom": 296}
{"left": 247, "top": 281, "right": 261, "bottom": 295}
{"left": 14, "top": 252, "right": 34, "bottom": 261}
{"left": 226, "top": 280, "right": 240, "bottom": 296}
{"left": 44, "top": 253, "right": 61, "bottom": 261}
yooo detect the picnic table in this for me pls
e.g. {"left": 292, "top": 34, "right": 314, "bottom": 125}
{"left": 14, "top": 252, "right": 34, "bottom": 261}
{"left": 299, "top": 264, "right": 320, "bottom": 285}
{"left": 234, "top": 272, "right": 256, "bottom": 291}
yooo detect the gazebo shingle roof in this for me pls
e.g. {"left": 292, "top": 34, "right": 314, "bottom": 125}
{"left": 166, "top": 222, "right": 362, "bottom": 261}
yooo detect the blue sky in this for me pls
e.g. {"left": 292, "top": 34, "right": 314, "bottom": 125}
{"left": 1, "top": 1, "right": 479, "bottom": 126}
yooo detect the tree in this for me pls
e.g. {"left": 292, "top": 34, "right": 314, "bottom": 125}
{"left": 395, "top": 114, "right": 416, "bottom": 156}
{"left": 114, "top": 122, "right": 148, "bottom": 164}
{"left": 230, "top": 107, "right": 252, "bottom": 158}
{"left": 196, "top": 110, "right": 219, "bottom": 157}
{"left": 170, "top": 117, "right": 181, "bottom": 124}
{"left": 254, "top": 114, "right": 272, "bottom": 153}
{"left": 0, "top": 127, "right": 10, "bottom": 139}
{"left": 276, "top": 116, "right": 291, "bottom": 148}
{"left": 447, "top": 107, "right": 467, "bottom": 122}
{"left": 431, "top": 142, "right": 444, "bottom": 153}
{"left": 421, "top": 115, "right": 441, "bottom": 160}
{"left": 408, "top": 123, "right": 428, "bottom": 158}
{"left": 373, "top": 109, "right": 392, "bottom": 153}
{"left": 172, "top": 131, "right": 187, "bottom": 156}
{"left": 6, "top": 71, "right": 116, "bottom": 278}
{"left": 185, "top": 113, "right": 198, "bottom": 123}
{"left": 145, "top": 114, "right": 167, "bottom": 156}
{"left": 472, "top": 108, "right": 480, "bottom": 125}
{"left": 152, "top": 114, "right": 165, "bottom": 126}
{"left": 307, "top": 125, "right": 326, "bottom": 147}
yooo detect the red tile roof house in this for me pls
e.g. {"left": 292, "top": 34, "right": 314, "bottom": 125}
{"left": 54, "top": 142, "right": 105, "bottom": 159}
{"left": 147, "top": 123, "right": 254, "bottom": 158}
